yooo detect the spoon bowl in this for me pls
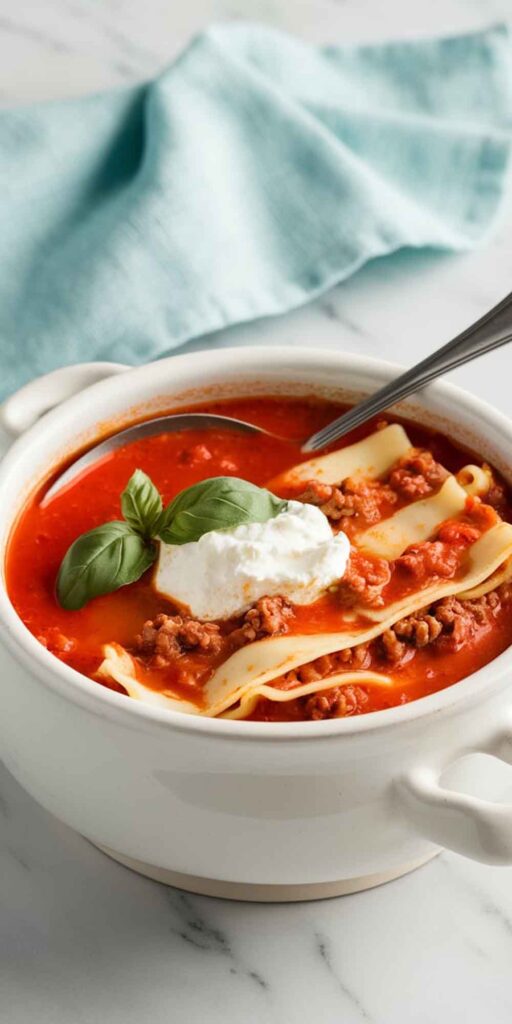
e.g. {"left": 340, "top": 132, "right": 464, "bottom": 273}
{"left": 41, "top": 413, "right": 269, "bottom": 505}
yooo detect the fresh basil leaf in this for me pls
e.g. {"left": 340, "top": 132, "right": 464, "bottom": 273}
{"left": 57, "top": 521, "right": 156, "bottom": 610}
{"left": 157, "top": 476, "right": 287, "bottom": 545}
{"left": 121, "top": 469, "right": 163, "bottom": 537}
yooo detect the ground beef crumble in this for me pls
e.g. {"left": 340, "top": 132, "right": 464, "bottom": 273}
{"left": 297, "top": 476, "right": 396, "bottom": 527}
{"left": 388, "top": 448, "right": 448, "bottom": 499}
{"left": 304, "top": 684, "right": 369, "bottom": 721}
{"left": 465, "top": 496, "right": 498, "bottom": 532}
{"left": 436, "top": 520, "right": 481, "bottom": 546}
{"left": 135, "top": 613, "right": 224, "bottom": 668}
{"left": 380, "top": 591, "right": 502, "bottom": 664}
{"left": 394, "top": 509, "right": 494, "bottom": 582}
{"left": 484, "top": 472, "right": 508, "bottom": 515}
{"left": 292, "top": 588, "right": 507, "bottom": 719}
{"left": 336, "top": 551, "right": 391, "bottom": 607}
{"left": 499, "top": 581, "right": 512, "bottom": 603}
{"left": 134, "top": 596, "right": 294, "bottom": 668}
{"left": 229, "top": 596, "right": 293, "bottom": 646}
{"left": 132, "top": 579, "right": 509, "bottom": 719}
{"left": 297, "top": 447, "right": 450, "bottom": 535}
{"left": 280, "top": 643, "right": 372, "bottom": 691}
{"left": 396, "top": 540, "right": 460, "bottom": 580}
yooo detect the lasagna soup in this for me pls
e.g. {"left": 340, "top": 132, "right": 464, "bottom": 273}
{"left": 7, "top": 397, "right": 512, "bottom": 722}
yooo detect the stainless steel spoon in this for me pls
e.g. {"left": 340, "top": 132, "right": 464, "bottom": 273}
{"left": 43, "top": 289, "right": 512, "bottom": 503}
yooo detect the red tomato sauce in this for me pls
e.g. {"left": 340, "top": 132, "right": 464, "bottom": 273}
{"left": 5, "top": 396, "right": 512, "bottom": 721}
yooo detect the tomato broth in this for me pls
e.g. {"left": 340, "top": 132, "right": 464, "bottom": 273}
{"left": 6, "top": 396, "right": 512, "bottom": 721}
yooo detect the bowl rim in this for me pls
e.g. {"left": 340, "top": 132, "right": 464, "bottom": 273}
{"left": 2, "top": 344, "right": 512, "bottom": 742}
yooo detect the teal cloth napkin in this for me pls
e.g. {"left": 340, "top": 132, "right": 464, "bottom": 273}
{"left": 1, "top": 23, "right": 511, "bottom": 399}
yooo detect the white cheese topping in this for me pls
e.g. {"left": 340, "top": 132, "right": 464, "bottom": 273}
{"left": 154, "top": 500, "right": 350, "bottom": 620}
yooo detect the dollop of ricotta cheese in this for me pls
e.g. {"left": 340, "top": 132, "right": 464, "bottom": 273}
{"left": 154, "top": 500, "right": 350, "bottom": 620}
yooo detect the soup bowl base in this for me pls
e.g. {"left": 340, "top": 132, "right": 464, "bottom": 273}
{"left": 94, "top": 844, "right": 439, "bottom": 902}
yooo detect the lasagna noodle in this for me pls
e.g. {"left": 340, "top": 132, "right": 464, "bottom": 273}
{"left": 456, "top": 464, "right": 493, "bottom": 498}
{"left": 456, "top": 556, "right": 512, "bottom": 600}
{"left": 98, "top": 523, "right": 512, "bottom": 719}
{"left": 268, "top": 423, "right": 412, "bottom": 489}
{"left": 221, "top": 670, "right": 393, "bottom": 720}
{"left": 97, "top": 644, "right": 200, "bottom": 714}
{"left": 356, "top": 475, "right": 468, "bottom": 559}
{"left": 97, "top": 425, "right": 510, "bottom": 719}
{"left": 202, "top": 522, "right": 512, "bottom": 716}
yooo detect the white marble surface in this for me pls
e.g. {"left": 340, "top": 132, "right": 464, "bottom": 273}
{"left": 2, "top": 1, "right": 512, "bottom": 1021}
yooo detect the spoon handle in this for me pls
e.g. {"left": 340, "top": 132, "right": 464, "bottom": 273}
{"left": 303, "top": 291, "right": 512, "bottom": 452}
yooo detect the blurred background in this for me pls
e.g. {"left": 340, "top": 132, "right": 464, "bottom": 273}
{"left": 3, "top": 0, "right": 511, "bottom": 104}
{"left": 2, "top": 0, "right": 512, "bottom": 402}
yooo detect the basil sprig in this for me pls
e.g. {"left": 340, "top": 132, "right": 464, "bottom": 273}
{"left": 120, "top": 468, "right": 163, "bottom": 537}
{"left": 56, "top": 521, "right": 155, "bottom": 611}
{"left": 56, "top": 473, "right": 287, "bottom": 610}
{"left": 158, "top": 477, "right": 286, "bottom": 545}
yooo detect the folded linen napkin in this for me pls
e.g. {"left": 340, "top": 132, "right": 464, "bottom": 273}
{"left": 0, "top": 22, "right": 511, "bottom": 399}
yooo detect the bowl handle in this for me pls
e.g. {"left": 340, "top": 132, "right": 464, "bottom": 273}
{"left": 0, "top": 362, "right": 129, "bottom": 437}
{"left": 399, "top": 737, "right": 512, "bottom": 864}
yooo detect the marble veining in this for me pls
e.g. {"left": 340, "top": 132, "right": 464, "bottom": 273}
{"left": 0, "top": 12, "right": 70, "bottom": 54}
{"left": 2, "top": 1, "right": 512, "bottom": 1022}
{"left": 314, "top": 931, "right": 375, "bottom": 1023}
{"left": 167, "top": 889, "right": 269, "bottom": 991}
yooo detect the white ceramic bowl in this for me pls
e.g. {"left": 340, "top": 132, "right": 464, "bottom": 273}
{"left": 1, "top": 348, "right": 512, "bottom": 902}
